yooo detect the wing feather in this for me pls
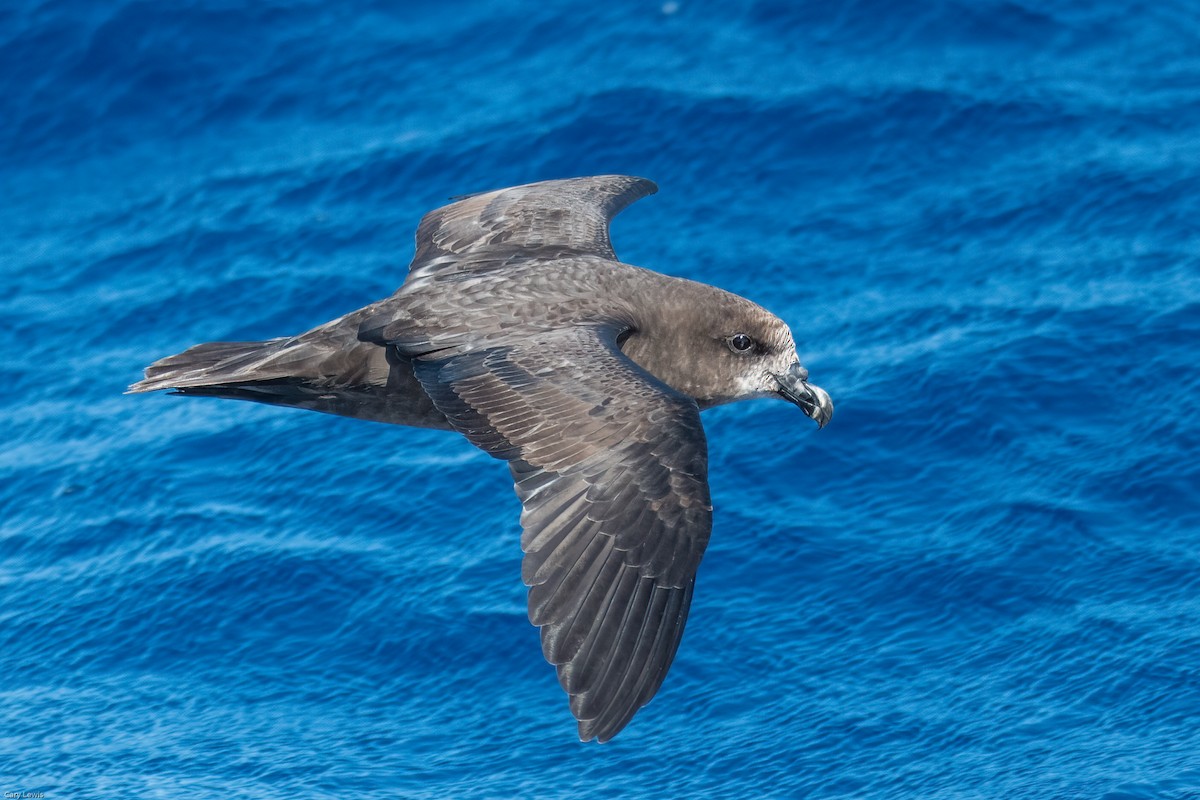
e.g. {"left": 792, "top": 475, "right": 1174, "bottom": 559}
{"left": 410, "top": 324, "right": 711, "bottom": 741}
{"left": 408, "top": 175, "right": 657, "bottom": 279}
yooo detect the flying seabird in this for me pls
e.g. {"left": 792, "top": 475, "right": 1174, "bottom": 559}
{"left": 129, "top": 175, "right": 834, "bottom": 742}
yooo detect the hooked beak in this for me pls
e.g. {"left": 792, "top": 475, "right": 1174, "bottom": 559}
{"left": 773, "top": 363, "right": 833, "bottom": 429}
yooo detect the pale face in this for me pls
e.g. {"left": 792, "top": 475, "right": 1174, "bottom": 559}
{"left": 719, "top": 317, "right": 803, "bottom": 401}
{"left": 695, "top": 303, "right": 833, "bottom": 427}
{"left": 617, "top": 283, "right": 833, "bottom": 427}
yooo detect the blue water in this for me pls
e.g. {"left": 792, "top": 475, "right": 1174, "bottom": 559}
{"left": 3, "top": 1, "right": 1199, "bottom": 797}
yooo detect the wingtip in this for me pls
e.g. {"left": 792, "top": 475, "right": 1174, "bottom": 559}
{"left": 575, "top": 709, "right": 629, "bottom": 744}
{"left": 577, "top": 720, "right": 601, "bottom": 744}
{"left": 632, "top": 175, "right": 658, "bottom": 197}
{"left": 576, "top": 723, "right": 620, "bottom": 744}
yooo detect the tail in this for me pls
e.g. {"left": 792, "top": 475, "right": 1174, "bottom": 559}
{"left": 127, "top": 331, "right": 452, "bottom": 429}
{"left": 127, "top": 338, "right": 294, "bottom": 395}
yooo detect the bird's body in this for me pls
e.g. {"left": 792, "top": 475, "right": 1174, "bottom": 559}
{"left": 130, "top": 175, "right": 832, "bottom": 742}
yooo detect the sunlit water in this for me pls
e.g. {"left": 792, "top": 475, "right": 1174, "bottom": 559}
{"left": 3, "top": 2, "right": 1198, "bottom": 798}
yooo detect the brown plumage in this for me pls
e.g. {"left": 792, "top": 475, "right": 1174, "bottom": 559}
{"left": 129, "top": 175, "right": 833, "bottom": 742}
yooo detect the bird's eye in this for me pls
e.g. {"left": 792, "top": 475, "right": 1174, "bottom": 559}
{"left": 728, "top": 333, "right": 755, "bottom": 353}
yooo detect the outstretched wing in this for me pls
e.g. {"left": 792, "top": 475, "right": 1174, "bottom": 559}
{"left": 407, "top": 175, "right": 657, "bottom": 280}
{"left": 358, "top": 176, "right": 655, "bottom": 350}
{"left": 411, "top": 324, "right": 712, "bottom": 742}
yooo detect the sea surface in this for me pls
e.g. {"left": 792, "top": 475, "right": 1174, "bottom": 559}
{"left": 3, "top": 1, "right": 1199, "bottom": 798}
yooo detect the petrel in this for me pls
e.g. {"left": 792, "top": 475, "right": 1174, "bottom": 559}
{"left": 130, "top": 175, "right": 833, "bottom": 742}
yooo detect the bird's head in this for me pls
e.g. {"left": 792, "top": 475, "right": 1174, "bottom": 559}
{"left": 621, "top": 283, "right": 833, "bottom": 426}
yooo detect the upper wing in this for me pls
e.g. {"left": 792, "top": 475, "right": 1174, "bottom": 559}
{"left": 410, "top": 324, "right": 712, "bottom": 742}
{"left": 407, "top": 175, "right": 657, "bottom": 280}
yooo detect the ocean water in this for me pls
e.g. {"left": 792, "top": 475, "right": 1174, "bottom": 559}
{"left": 3, "top": 1, "right": 1199, "bottom": 797}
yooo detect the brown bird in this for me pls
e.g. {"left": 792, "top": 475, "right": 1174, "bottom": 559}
{"left": 129, "top": 175, "right": 833, "bottom": 742}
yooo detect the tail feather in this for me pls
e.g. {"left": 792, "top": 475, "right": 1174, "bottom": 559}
{"left": 128, "top": 325, "right": 452, "bottom": 429}
{"left": 127, "top": 338, "right": 291, "bottom": 394}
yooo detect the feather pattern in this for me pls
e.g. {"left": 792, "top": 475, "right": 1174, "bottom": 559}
{"left": 412, "top": 324, "right": 712, "bottom": 742}
{"left": 128, "top": 175, "right": 826, "bottom": 743}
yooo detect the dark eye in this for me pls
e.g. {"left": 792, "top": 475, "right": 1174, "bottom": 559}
{"left": 728, "top": 333, "right": 755, "bottom": 353}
